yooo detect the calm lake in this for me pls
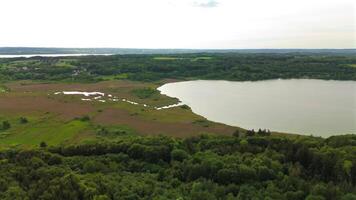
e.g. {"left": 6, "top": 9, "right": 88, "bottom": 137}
{"left": 158, "top": 79, "right": 356, "bottom": 137}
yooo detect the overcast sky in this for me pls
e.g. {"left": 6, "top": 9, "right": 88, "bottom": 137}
{"left": 0, "top": 0, "right": 355, "bottom": 49}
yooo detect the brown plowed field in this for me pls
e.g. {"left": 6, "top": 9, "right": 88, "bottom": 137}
{"left": 0, "top": 96, "right": 94, "bottom": 120}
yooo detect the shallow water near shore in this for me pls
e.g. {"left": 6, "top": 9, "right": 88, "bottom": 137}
{"left": 158, "top": 79, "right": 356, "bottom": 137}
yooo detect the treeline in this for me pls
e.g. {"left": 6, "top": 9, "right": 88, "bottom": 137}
{"left": 1, "top": 53, "right": 356, "bottom": 82}
{"left": 0, "top": 134, "right": 355, "bottom": 200}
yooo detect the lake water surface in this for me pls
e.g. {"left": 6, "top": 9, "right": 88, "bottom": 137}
{"left": 158, "top": 79, "right": 356, "bottom": 137}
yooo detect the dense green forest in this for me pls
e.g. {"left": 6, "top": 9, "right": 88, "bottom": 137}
{"left": 0, "top": 133, "right": 355, "bottom": 200}
{"left": 1, "top": 53, "right": 356, "bottom": 82}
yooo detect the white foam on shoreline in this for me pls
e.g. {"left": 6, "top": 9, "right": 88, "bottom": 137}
{"left": 56, "top": 91, "right": 105, "bottom": 97}
{"left": 155, "top": 102, "right": 184, "bottom": 110}
{"left": 54, "top": 91, "right": 184, "bottom": 110}
{"left": 122, "top": 98, "right": 139, "bottom": 105}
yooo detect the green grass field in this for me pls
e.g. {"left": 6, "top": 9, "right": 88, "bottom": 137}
{"left": 0, "top": 85, "right": 8, "bottom": 93}
{"left": 153, "top": 56, "right": 212, "bottom": 61}
{"left": 100, "top": 73, "right": 129, "bottom": 80}
{"left": 153, "top": 57, "right": 182, "bottom": 60}
{"left": 0, "top": 114, "right": 95, "bottom": 147}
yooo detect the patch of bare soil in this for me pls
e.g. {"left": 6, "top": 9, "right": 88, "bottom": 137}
{"left": 0, "top": 96, "right": 93, "bottom": 119}
{"left": 6, "top": 80, "right": 148, "bottom": 93}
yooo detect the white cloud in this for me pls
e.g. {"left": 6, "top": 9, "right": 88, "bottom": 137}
{"left": 193, "top": 0, "right": 219, "bottom": 8}
{"left": 0, "top": 0, "right": 354, "bottom": 48}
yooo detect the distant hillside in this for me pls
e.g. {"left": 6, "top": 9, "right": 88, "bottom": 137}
{"left": 0, "top": 47, "right": 355, "bottom": 55}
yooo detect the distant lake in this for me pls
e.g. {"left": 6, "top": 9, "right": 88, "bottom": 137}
{"left": 158, "top": 79, "right": 356, "bottom": 137}
{"left": 0, "top": 54, "right": 111, "bottom": 58}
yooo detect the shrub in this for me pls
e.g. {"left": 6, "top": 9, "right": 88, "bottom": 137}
{"left": 40, "top": 141, "right": 47, "bottom": 148}
{"left": 131, "top": 88, "right": 158, "bottom": 99}
{"left": 171, "top": 149, "right": 189, "bottom": 162}
{"left": 78, "top": 115, "right": 90, "bottom": 121}
{"left": 1, "top": 121, "right": 11, "bottom": 130}
{"left": 19, "top": 117, "right": 28, "bottom": 124}
{"left": 233, "top": 130, "right": 240, "bottom": 137}
{"left": 180, "top": 105, "right": 190, "bottom": 110}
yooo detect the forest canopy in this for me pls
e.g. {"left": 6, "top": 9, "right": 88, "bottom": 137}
{"left": 0, "top": 134, "right": 355, "bottom": 200}
{"left": 0, "top": 53, "right": 356, "bottom": 82}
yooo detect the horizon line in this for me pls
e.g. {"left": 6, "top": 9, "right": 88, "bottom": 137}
{"left": 1, "top": 47, "right": 356, "bottom": 50}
